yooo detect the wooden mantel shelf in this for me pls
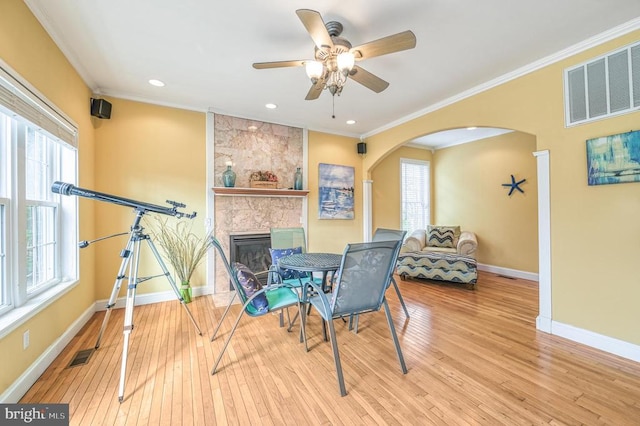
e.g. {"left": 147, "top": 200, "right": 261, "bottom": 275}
{"left": 212, "top": 187, "right": 309, "bottom": 197}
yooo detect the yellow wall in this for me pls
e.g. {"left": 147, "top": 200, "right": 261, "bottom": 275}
{"left": 434, "top": 132, "right": 538, "bottom": 272}
{"left": 307, "top": 131, "right": 362, "bottom": 252}
{"left": 0, "top": 0, "right": 96, "bottom": 393}
{"left": 365, "top": 31, "right": 640, "bottom": 344}
{"left": 93, "top": 98, "right": 207, "bottom": 298}
{"left": 371, "top": 133, "right": 538, "bottom": 273}
{"left": 371, "top": 146, "right": 433, "bottom": 230}
{"left": 3, "top": 0, "right": 640, "bottom": 399}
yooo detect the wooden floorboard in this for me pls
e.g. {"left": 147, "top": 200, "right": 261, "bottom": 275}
{"left": 19, "top": 271, "right": 640, "bottom": 425}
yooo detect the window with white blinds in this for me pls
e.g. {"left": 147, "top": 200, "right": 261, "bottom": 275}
{"left": 0, "top": 60, "right": 78, "bottom": 319}
{"left": 400, "top": 158, "right": 430, "bottom": 232}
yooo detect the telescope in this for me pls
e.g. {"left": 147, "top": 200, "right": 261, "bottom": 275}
{"left": 51, "top": 181, "right": 196, "bottom": 219}
{"left": 52, "top": 181, "right": 203, "bottom": 403}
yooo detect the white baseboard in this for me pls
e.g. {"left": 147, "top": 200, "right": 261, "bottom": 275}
{"left": 478, "top": 263, "right": 539, "bottom": 282}
{"left": 552, "top": 320, "right": 640, "bottom": 363}
{"left": 536, "top": 315, "right": 552, "bottom": 333}
{"left": 0, "top": 303, "right": 95, "bottom": 403}
{"left": 93, "top": 284, "right": 214, "bottom": 311}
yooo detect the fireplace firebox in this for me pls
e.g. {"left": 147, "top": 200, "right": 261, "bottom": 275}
{"left": 229, "top": 233, "right": 271, "bottom": 289}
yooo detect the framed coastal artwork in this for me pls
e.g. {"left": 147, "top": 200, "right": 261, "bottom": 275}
{"left": 586, "top": 130, "right": 640, "bottom": 186}
{"left": 318, "top": 163, "right": 354, "bottom": 219}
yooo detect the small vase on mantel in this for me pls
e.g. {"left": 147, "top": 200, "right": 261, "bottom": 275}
{"left": 294, "top": 167, "right": 303, "bottom": 190}
{"left": 222, "top": 163, "right": 236, "bottom": 188}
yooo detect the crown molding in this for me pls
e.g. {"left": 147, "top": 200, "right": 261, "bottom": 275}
{"left": 364, "top": 17, "right": 640, "bottom": 139}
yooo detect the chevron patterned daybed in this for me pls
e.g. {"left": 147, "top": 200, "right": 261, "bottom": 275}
{"left": 397, "top": 226, "right": 478, "bottom": 289}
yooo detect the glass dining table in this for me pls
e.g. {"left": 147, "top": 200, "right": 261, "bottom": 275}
{"left": 277, "top": 252, "right": 342, "bottom": 292}
{"left": 277, "top": 252, "right": 343, "bottom": 342}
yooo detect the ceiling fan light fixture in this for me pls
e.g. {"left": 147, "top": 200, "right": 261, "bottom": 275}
{"left": 253, "top": 9, "right": 416, "bottom": 115}
{"left": 337, "top": 52, "right": 355, "bottom": 74}
{"left": 305, "top": 60, "right": 324, "bottom": 81}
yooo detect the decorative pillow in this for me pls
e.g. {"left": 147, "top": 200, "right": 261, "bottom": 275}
{"left": 269, "top": 246, "right": 309, "bottom": 280}
{"left": 427, "top": 225, "right": 460, "bottom": 248}
{"left": 233, "top": 262, "right": 269, "bottom": 313}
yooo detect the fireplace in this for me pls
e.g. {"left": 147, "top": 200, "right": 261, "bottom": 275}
{"left": 229, "top": 233, "right": 272, "bottom": 288}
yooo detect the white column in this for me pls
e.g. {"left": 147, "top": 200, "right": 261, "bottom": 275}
{"left": 534, "top": 150, "right": 552, "bottom": 333}
{"left": 363, "top": 179, "right": 373, "bottom": 242}
{"left": 206, "top": 111, "right": 216, "bottom": 295}
{"left": 302, "top": 129, "right": 309, "bottom": 232}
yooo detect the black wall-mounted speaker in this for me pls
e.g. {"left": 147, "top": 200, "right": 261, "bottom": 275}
{"left": 357, "top": 142, "right": 367, "bottom": 155}
{"left": 90, "top": 98, "right": 112, "bottom": 119}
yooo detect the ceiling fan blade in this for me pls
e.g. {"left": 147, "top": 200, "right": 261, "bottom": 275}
{"left": 349, "top": 65, "right": 389, "bottom": 93}
{"left": 351, "top": 30, "right": 417, "bottom": 60}
{"left": 305, "top": 78, "right": 325, "bottom": 100}
{"left": 253, "top": 60, "right": 305, "bottom": 69}
{"left": 296, "top": 9, "right": 333, "bottom": 50}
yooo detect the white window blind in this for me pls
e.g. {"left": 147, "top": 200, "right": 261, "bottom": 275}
{"left": 400, "top": 158, "right": 430, "bottom": 232}
{"left": 0, "top": 64, "right": 76, "bottom": 147}
{"left": 0, "top": 59, "right": 78, "bottom": 320}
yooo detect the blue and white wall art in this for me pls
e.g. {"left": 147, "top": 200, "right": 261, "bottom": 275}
{"left": 586, "top": 130, "right": 640, "bottom": 186}
{"left": 318, "top": 163, "right": 354, "bottom": 219}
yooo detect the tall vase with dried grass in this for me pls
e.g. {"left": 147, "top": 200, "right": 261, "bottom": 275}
{"left": 148, "top": 216, "right": 211, "bottom": 303}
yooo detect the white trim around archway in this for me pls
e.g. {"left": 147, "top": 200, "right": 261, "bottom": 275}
{"left": 534, "top": 150, "right": 552, "bottom": 333}
{"left": 363, "top": 180, "right": 373, "bottom": 242}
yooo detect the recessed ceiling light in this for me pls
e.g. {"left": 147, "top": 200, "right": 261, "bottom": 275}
{"left": 265, "top": 103, "right": 277, "bottom": 109}
{"left": 148, "top": 79, "right": 165, "bottom": 87}
{"left": 346, "top": 120, "right": 356, "bottom": 125}
{"left": 248, "top": 125, "right": 258, "bottom": 132}
{"left": 466, "top": 126, "right": 477, "bottom": 130}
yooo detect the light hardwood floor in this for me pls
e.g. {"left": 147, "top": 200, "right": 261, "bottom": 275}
{"left": 20, "top": 272, "right": 640, "bottom": 425}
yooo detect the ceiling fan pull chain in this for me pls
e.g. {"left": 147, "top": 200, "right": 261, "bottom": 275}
{"left": 332, "top": 95, "right": 335, "bottom": 119}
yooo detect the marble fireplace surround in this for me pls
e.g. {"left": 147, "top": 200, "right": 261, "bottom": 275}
{"left": 210, "top": 113, "right": 308, "bottom": 295}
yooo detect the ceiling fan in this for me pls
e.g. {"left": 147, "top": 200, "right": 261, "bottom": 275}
{"left": 253, "top": 9, "right": 417, "bottom": 101}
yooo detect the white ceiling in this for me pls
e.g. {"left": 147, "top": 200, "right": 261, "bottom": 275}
{"left": 24, "top": 1, "right": 640, "bottom": 140}
{"left": 410, "top": 128, "right": 514, "bottom": 150}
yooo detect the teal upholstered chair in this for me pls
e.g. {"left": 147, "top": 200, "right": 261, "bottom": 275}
{"left": 302, "top": 240, "right": 407, "bottom": 396}
{"left": 209, "top": 237, "right": 307, "bottom": 374}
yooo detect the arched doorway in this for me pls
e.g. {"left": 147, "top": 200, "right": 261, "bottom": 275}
{"left": 365, "top": 127, "right": 551, "bottom": 332}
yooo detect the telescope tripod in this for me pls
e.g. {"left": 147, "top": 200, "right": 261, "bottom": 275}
{"left": 94, "top": 209, "right": 203, "bottom": 402}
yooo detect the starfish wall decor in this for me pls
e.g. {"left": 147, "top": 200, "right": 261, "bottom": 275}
{"left": 502, "top": 174, "right": 526, "bottom": 196}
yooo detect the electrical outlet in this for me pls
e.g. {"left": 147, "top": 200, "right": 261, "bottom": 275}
{"left": 23, "top": 330, "right": 29, "bottom": 350}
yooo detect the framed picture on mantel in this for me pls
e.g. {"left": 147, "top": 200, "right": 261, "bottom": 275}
{"left": 318, "top": 163, "right": 354, "bottom": 220}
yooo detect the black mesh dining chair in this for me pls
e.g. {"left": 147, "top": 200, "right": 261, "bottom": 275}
{"left": 301, "top": 240, "right": 407, "bottom": 396}
{"left": 269, "top": 227, "right": 325, "bottom": 328}
{"left": 268, "top": 227, "right": 319, "bottom": 288}
{"left": 270, "top": 227, "right": 307, "bottom": 253}
{"left": 372, "top": 228, "right": 410, "bottom": 318}
{"left": 349, "top": 228, "right": 410, "bottom": 333}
